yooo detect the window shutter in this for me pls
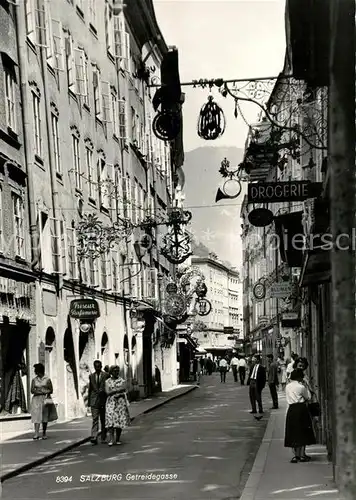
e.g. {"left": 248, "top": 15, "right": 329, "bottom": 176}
{"left": 49, "top": 20, "right": 64, "bottom": 69}
{"left": 110, "top": 249, "right": 118, "bottom": 292}
{"left": 25, "top": 0, "right": 36, "bottom": 42}
{"left": 49, "top": 218, "right": 60, "bottom": 273}
{"left": 35, "top": 0, "right": 48, "bottom": 47}
{"left": 37, "top": 211, "right": 44, "bottom": 270}
{"left": 124, "top": 31, "right": 131, "bottom": 72}
{"left": 105, "top": 2, "right": 114, "bottom": 54}
{"left": 66, "top": 35, "right": 75, "bottom": 90}
{"left": 60, "top": 219, "right": 67, "bottom": 275}
{"left": 74, "top": 48, "right": 87, "bottom": 96}
{"left": 101, "top": 81, "right": 112, "bottom": 122}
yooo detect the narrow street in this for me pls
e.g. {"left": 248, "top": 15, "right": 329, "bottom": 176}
{"left": 2, "top": 374, "right": 269, "bottom": 500}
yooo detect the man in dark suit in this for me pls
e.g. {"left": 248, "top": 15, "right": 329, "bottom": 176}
{"left": 88, "top": 360, "right": 108, "bottom": 444}
{"left": 247, "top": 355, "right": 266, "bottom": 419}
{"left": 267, "top": 354, "right": 279, "bottom": 409}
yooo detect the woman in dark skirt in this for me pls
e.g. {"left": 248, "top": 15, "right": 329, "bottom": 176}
{"left": 285, "top": 368, "right": 316, "bottom": 463}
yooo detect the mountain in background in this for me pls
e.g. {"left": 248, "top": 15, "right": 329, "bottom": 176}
{"left": 183, "top": 146, "right": 245, "bottom": 269}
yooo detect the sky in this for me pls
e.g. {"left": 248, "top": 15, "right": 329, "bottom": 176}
{"left": 153, "top": 0, "right": 287, "bottom": 152}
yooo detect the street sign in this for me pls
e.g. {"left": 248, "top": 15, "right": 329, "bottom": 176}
{"left": 270, "top": 282, "right": 292, "bottom": 298}
{"left": 247, "top": 181, "right": 322, "bottom": 204}
{"left": 281, "top": 312, "right": 301, "bottom": 328}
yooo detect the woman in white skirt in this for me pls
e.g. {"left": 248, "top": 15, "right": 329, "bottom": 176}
{"left": 30, "top": 363, "right": 54, "bottom": 440}
{"left": 105, "top": 366, "right": 130, "bottom": 446}
{"left": 284, "top": 368, "right": 316, "bottom": 462}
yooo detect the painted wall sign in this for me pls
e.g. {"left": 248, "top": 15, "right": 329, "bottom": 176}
{"left": 247, "top": 181, "right": 322, "bottom": 204}
{"left": 69, "top": 299, "right": 100, "bottom": 319}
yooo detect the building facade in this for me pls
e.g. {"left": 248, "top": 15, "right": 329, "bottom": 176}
{"left": 0, "top": 0, "right": 36, "bottom": 416}
{"left": 0, "top": 0, "right": 183, "bottom": 421}
{"left": 189, "top": 241, "right": 242, "bottom": 355}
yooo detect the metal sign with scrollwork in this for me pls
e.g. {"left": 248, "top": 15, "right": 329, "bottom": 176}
{"left": 164, "top": 293, "right": 187, "bottom": 318}
{"left": 196, "top": 298, "right": 212, "bottom": 316}
{"left": 253, "top": 282, "right": 266, "bottom": 300}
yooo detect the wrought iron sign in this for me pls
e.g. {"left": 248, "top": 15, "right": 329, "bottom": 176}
{"left": 253, "top": 281, "right": 266, "bottom": 300}
{"left": 196, "top": 298, "right": 212, "bottom": 316}
{"left": 149, "top": 76, "right": 328, "bottom": 153}
{"left": 247, "top": 181, "right": 323, "bottom": 204}
{"left": 160, "top": 209, "right": 193, "bottom": 264}
{"left": 77, "top": 209, "right": 193, "bottom": 265}
{"left": 215, "top": 158, "right": 245, "bottom": 202}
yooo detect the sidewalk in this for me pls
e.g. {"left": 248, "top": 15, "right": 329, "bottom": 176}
{"left": 0, "top": 384, "right": 197, "bottom": 482}
{"left": 240, "top": 393, "right": 341, "bottom": 500}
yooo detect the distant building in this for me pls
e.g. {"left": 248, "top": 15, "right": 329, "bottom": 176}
{"left": 189, "top": 240, "right": 243, "bottom": 357}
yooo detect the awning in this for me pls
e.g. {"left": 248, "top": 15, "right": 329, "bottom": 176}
{"left": 178, "top": 333, "right": 198, "bottom": 350}
{"left": 299, "top": 250, "right": 331, "bottom": 287}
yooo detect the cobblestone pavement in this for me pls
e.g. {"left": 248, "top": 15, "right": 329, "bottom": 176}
{"left": 2, "top": 373, "right": 270, "bottom": 500}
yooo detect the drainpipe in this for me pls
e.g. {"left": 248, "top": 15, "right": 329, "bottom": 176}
{"left": 14, "top": 8, "right": 39, "bottom": 268}
{"left": 328, "top": 0, "right": 356, "bottom": 496}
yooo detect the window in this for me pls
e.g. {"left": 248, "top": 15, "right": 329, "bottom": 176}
{"left": 88, "top": 0, "right": 96, "bottom": 29}
{"left": 131, "top": 178, "right": 137, "bottom": 224}
{"left": 25, "top": 0, "right": 48, "bottom": 46}
{"left": 93, "top": 67, "right": 102, "bottom": 119}
{"left": 111, "top": 90, "right": 119, "bottom": 137}
{"left": 97, "top": 155, "right": 112, "bottom": 209}
{"left": 32, "top": 88, "right": 42, "bottom": 157}
{"left": 47, "top": 19, "right": 64, "bottom": 71}
{"left": 85, "top": 140, "right": 95, "bottom": 200}
{"left": 118, "top": 99, "right": 127, "bottom": 140}
{"left": 100, "top": 253, "right": 108, "bottom": 289}
{"left": 88, "top": 256, "right": 96, "bottom": 286}
{"left": 4, "top": 68, "right": 16, "bottom": 132}
{"left": 111, "top": 250, "right": 119, "bottom": 292}
{"left": 125, "top": 174, "right": 131, "bottom": 219}
{"left": 114, "top": 13, "right": 130, "bottom": 72}
{"left": 83, "top": 54, "right": 89, "bottom": 106}
{"left": 75, "top": 48, "right": 87, "bottom": 98}
{"left": 67, "top": 226, "right": 78, "bottom": 279}
{"left": 105, "top": 1, "right": 114, "bottom": 55}
{"left": 12, "top": 194, "right": 25, "bottom": 258}
{"left": 71, "top": 128, "right": 81, "bottom": 190}
{"left": 131, "top": 107, "right": 137, "bottom": 142}
{"left": 51, "top": 110, "right": 61, "bottom": 173}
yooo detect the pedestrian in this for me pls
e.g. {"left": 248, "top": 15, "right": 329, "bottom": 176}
{"left": 105, "top": 365, "right": 131, "bottom": 446}
{"left": 30, "top": 363, "right": 57, "bottom": 440}
{"left": 230, "top": 355, "right": 239, "bottom": 382}
{"left": 286, "top": 353, "right": 298, "bottom": 382}
{"left": 206, "top": 357, "right": 213, "bottom": 375}
{"left": 104, "top": 365, "right": 110, "bottom": 374}
{"left": 294, "top": 357, "right": 313, "bottom": 394}
{"left": 277, "top": 355, "right": 287, "bottom": 390}
{"left": 88, "top": 360, "right": 108, "bottom": 445}
{"left": 192, "top": 357, "right": 198, "bottom": 382}
{"left": 267, "top": 354, "right": 279, "bottom": 409}
{"left": 284, "top": 368, "right": 316, "bottom": 463}
{"left": 218, "top": 357, "right": 228, "bottom": 383}
{"left": 238, "top": 356, "right": 247, "bottom": 385}
{"left": 247, "top": 355, "right": 266, "bottom": 418}
{"left": 199, "top": 356, "right": 205, "bottom": 376}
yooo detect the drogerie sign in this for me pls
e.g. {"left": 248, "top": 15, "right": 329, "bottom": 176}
{"left": 247, "top": 181, "right": 322, "bottom": 204}
{"left": 69, "top": 299, "right": 100, "bottom": 319}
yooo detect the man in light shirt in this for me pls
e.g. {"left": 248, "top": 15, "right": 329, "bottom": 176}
{"left": 238, "top": 356, "right": 247, "bottom": 385}
{"left": 219, "top": 357, "right": 228, "bottom": 383}
{"left": 230, "top": 355, "right": 239, "bottom": 382}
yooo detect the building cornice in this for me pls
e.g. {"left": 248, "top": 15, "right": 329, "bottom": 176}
{"left": 192, "top": 256, "right": 240, "bottom": 277}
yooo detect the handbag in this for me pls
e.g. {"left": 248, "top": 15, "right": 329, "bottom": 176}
{"left": 43, "top": 395, "right": 58, "bottom": 422}
{"left": 308, "top": 401, "right": 321, "bottom": 417}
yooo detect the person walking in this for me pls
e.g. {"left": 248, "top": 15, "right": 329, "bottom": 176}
{"left": 199, "top": 356, "right": 206, "bottom": 376}
{"left": 206, "top": 357, "right": 213, "bottom": 375}
{"left": 284, "top": 368, "right": 316, "bottom": 462}
{"left": 238, "top": 356, "right": 247, "bottom": 385}
{"left": 267, "top": 354, "right": 279, "bottom": 409}
{"left": 277, "top": 355, "right": 287, "bottom": 390}
{"left": 247, "top": 355, "right": 266, "bottom": 419}
{"left": 88, "top": 360, "right": 108, "bottom": 445}
{"left": 219, "top": 357, "right": 228, "bottom": 383}
{"left": 105, "top": 365, "right": 131, "bottom": 446}
{"left": 230, "top": 355, "right": 239, "bottom": 382}
{"left": 30, "top": 363, "right": 56, "bottom": 440}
